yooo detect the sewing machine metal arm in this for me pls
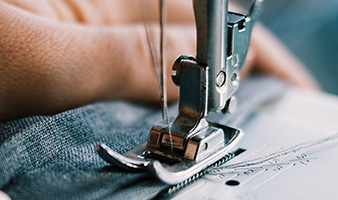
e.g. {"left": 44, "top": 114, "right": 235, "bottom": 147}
{"left": 147, "top": 0, "right": 263, "bottom": 162}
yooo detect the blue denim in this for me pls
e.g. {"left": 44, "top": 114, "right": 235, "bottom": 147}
{"left": 0, "top": 77, "right": 287, "bottom": 200}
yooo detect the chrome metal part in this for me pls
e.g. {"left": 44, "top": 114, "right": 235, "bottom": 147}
{"left": 96, "top": 125, "right": 242, "bottom": 184}
{"left": 155, "top": 148, "right": 246, "bottom": 198}
{"left": 148, "top": 119, "right": 242, "bottom": 162}
{"left": 147, "top": 128, "right": 242, "bottom": 184}
{"left": 96, "top": 143, "right": 149, "bottom": 171}
{"left": 148, "top": 0, "right": 263, "bottom": 162}
{"left": 224, "top": 96, "right": 238, "bottom": 114}
{"left": 97, "top": 0, "right": 263, "bottom": 185}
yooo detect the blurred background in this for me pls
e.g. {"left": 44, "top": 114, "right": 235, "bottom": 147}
{"left": 238, "top": 0, "right": 338, "bottom": 94}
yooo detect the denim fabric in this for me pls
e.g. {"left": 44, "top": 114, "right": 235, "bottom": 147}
{"left": 0, "top": 77, "right": 287, "bottom": 200}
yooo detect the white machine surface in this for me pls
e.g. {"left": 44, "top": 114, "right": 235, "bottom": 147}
{"left": 168, "top": 89, "right": 338, "bottom": 199}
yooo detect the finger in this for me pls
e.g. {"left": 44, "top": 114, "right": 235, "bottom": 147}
{"left": 0, "top": 2, "right": 129, "bottom": 121}
{"left": 1, "top": 0, "right": 60, "bottom": 20}
{"left": 1, "top": 0, "right": 143, "bottom": 24}
{"left": 251, "top": 23, "right": 320, "bottom": 90}
{"left": 1, "top": 0, "right": 195, "bottom": 25}
{"left": 0, "top": 2, "right": 196, "bottom": 121}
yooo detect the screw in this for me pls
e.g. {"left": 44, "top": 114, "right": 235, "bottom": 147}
{"left": 231, "top": 72, "right": 239, "bottom": 86}
{"left": 216, "top": 71, "right": 226, "bottom": 87}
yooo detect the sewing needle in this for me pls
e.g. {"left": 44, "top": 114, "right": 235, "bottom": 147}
{"left": 140, "top": 0, "right": 174, "bottom": 156}
{"left": 160, "top": 0, "right": 174, "bottom": 156}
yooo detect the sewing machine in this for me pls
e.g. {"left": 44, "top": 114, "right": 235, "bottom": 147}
{"left": 97, "top": 0, "right": 262, "bottom": 183}
{"left": 96, "top": 0, "right": 338, "bottom": 199}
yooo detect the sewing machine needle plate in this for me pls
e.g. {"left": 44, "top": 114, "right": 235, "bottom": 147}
{"left": 161, "top": 90, "right": 338, "bottom": 199}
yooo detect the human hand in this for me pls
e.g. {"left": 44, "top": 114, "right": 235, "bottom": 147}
{"left": 0, "top": 0, "right": 196, "bottom": 121}
{"left": 0, "top": 0, "right": 318, "bottom": 122}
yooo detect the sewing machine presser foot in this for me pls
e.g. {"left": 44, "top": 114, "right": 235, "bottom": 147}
{"left": 97, "top": 120, "right": 242, "bottom": 185}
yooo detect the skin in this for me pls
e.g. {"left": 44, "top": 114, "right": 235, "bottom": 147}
{"left": 0, "top": 0, "right": 319, "bottom": 123}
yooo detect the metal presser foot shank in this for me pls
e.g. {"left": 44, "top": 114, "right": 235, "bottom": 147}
{"left": 97, "top": 0, "right": 263, "bottom": 185}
